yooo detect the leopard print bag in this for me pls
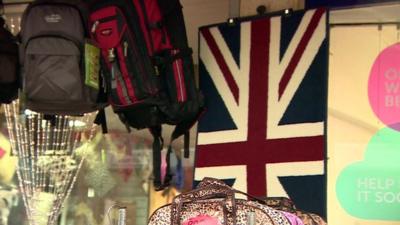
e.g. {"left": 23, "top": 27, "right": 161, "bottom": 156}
{"left": 148, "top": 178, "right": 292, "bottom": 225}
{"left": 265, "top": 197, "right": 327, "bottom": 225}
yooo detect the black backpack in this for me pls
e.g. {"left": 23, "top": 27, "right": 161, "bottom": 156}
{"left": 152, "top": 0, "right": 204, "bottom": 189}
{"left": 88, "top": 0, "right": 204, "bottom": 190}
{"left": 0, "top": 15, "right": 19, "bottom": 104}
{"left": 19, "top": 0, "right": 107, "bottom": 115}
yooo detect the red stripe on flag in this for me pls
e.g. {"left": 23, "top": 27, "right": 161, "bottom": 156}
{"left": 278, "top": 9, "right": 325, "bottom": 99}
{"left": 246, "top": 18, "right": 270, "bottom": 196}
{"left": 201, "top": 28, "right": 240, "bottom": 104}
{"left": 196, "top": 137, "right": 324, "bottom": 167}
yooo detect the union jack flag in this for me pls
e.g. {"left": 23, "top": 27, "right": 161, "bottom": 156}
{"left": 194, "top": 9, "right": 327, "bottom": 216}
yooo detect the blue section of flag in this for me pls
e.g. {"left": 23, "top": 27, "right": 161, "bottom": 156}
{"left": 279, "top": 175, "right": 326, "bottom": 218}
{"left": 198, "top": 61, "right": 237, "bottom": 132}
{"left": 280, "top": 39, "right": 328, "bottom": 125}
{"left": 219, "top": 24, "right": 241, "bottom": 67}
{"left": 280, "top": 12, "right": 303, "bottom": 61}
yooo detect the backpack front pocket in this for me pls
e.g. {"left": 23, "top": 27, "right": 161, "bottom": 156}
{"left": 90, "top": 6, "right": 160, "bottom": 105}
{"left": 24, "top": 37, "right": 83, "bottom": 102}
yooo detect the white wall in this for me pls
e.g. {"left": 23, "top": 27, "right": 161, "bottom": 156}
{"left": 181, "top": 0, "right": 230, "bottom": 64}
{"left": 240, "top": 0, "right": 304, "bottom": 16}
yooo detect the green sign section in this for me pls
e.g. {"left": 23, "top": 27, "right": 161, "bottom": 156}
{"left": 85, "top": 40, "right": 100, "bottom": 90}
{"left": 336, "top": 127, "right": 400, "bottom": 221}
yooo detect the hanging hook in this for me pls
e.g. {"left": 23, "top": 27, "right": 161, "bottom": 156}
{"left": 283, "top": 8, "right": 293, "bottom": 17}
{"left": 227, "top": 17, "right": 237, "bottom": 27}
{"left": 256, "top": 5, "right": 267, "bottom": 15}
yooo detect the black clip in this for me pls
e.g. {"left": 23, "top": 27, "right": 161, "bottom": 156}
{"left": 256, "top": 5, "right": 267, "bottom": 15}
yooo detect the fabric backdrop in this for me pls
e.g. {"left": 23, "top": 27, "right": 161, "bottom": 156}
{"left": 194, "top": 8, "right": 328, "bottom": 217}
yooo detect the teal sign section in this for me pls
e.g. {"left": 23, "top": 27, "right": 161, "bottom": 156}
{"left": 336, "top": 127, "right": 400, "bottom": 220}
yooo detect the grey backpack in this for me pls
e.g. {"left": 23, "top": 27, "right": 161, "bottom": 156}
{"left": 20, "top": 0, "right": 106, "bottom": 115}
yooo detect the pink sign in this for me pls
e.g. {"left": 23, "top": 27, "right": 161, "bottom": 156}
{"left": 368, "top": 43, "right": 400, "bottom": 131}
{"left": 0, "top": 147, "right": 5, "bottom": 159}
{"left": 182, "top": 215, "right": 221, "bottom": 225}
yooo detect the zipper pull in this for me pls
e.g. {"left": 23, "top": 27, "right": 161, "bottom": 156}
{"left": 91, "top": 21, "right": 99, "bottom": 34}
{"left": 101, "top": 70, "right": 107, "bottom": 93}
{"left": 154, "top": 66, "right": 160, "bottom": 76}
{"left": 123, "top": 41, "right": 128, "bottom": 57}
{"left": 108, "top": 48, "right": 115, "bottom": 62}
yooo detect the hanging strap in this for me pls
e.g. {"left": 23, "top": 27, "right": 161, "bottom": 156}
{"left": 116, "top": 112, "right": 132, "bottom": 133}
{"left": 163, "top": 122, "right": 192, "bottom": 186}
{"left": 163, "top": 145, "right": 173, "bottom": 187}
{"left": 183, "top": 130, "right": 190, "bottom": 158}
{"left": 163, "top": 103, "right": 206, "bottom": 186}
{"left": 150, "top": 125, "right": 164, "bottom": 191}
{"left": 94, "top": 108, "right": 108, "bottom": 134}
{"left": 171, "top": 120, "right": 193, "bottom": 158}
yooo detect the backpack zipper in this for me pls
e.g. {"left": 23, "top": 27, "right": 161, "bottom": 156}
{"left": 91, "top": 21, "right": 99, "bottom": 34}
{"left": 123, "top": 41, "right": 128, "bottom": 57}
{"left": 108, "top": 48, "right": 115, "bottom": 62}
{"left": 25, "top": 34, "right": 82, "bottom": 52}
{"left": 90, "top": 15, "right": 119, "bottom": 34}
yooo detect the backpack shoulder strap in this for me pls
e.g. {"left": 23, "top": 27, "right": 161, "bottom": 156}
{"left": 162, "top": 118, "right": 198, "bottom": 188}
